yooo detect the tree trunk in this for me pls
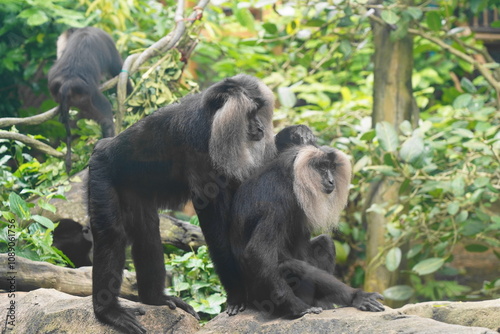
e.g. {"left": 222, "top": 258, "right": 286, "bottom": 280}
{"left": 364, "top": 4, "right": 417, "bottom": 302}
{"left": 0, "top": 254, "right": 140, "bottom": 300}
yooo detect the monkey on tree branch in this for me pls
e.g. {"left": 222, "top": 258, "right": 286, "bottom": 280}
{"left": 48, "top": 27, "right": 132, "bottom": 173}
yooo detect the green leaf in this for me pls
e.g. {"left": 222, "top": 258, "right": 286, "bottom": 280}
{"left": 406, "top": 7, "right": 422, "bottom": 20}
{"left": 376, "top": 122, "right": 399, "bottom": 152}
{"left": 360, "top": 130, "right": 376, "bottom": 141}
{"left": 400, "top": 135, "right": 424, "bottom": 163}
{"left": 463, "top": 140, "right": 489, "bottom": 151}
{"left": 234, "top": 8, "right": 256, "bottom": 32}
{"left": 174, "top": 281, "right": 190, "bottom": 292}
{"left": 465, "top": 244, "right": 489, "bottom": 252}
{"left": 277, "top": 87, "right": 297, "bottom": 108}
{"left": 338, "top": 15, "right": 353, "bottom": 27}
{"left": 18, "top": 8, "right": 49, "bottom": 26}
{"left": 1, "top": 211, "right": 16, "bottom": 222}
{"left": 383, "top": 152, "right": 397, "bottom": 167}
{"left": 407, "top": 244, "right": 423, "bottom": 258}
{"left": 262, "top": 23, "right": 278, "bottom": 34}
{"left": 32, "top": 215, "right": 55, "bottom": 230}
{"left": 9, "top": 193, "right": 30, "bottom": 220}
{"left": 334, "top": 240, "right": 348, "bottom": 264}
{"left": 353, "top": 155, "right": 370, "bottom": 174}
{"left": 426, "top": 11, "right": 442, "bottom": 31}
{"left": 492, "top": 20, "right": 500, "bottom": 28}
{"left": 452, "top": 128, "right": 474, "bottom": 139}
{"left": 447, "top": 202, "right": 460, "bottom": 215}
{"left": 383, "top": 285, "right": 414, "bottom": 301}
{"left": 453, "top": 93, "right": 473, "bottom": 109}
{"left": 460, "top": 77, "right": 477, "bottom": 93}
{"left": 475, "top": 121, "right": 492, "bottom": 132}
{"left": 38, "top": 200, "right": 57, "bottom": 214}
{"left": 206, "top": 293, "right": 226, "bottom": 306}
{"left": 386, "top": 247, "right": 402, "bottom": 272}
{"left": 339, "top": 40, "right": 352, "bottom": 58}
{"left": 399, "top": 178, "right": 411, "bottom": 195}
{"left": 412, "top": 257, "right": 445, "bottom": 275}
{"left": 456, "top": 211, "right": 468, "bottom": 223}
{"left": 451, "top": 176, "right": 466, "bottom": 197}
{"left": 458, "top": 59, "right": 474, "bottom": 73}
{"left": 381, "top": 10, "right": 399, "bottom": 25}
{"left": 17, "top": 8, "right": 35, "bottom": 19}
{"left": 462, "top": 220, "right": 486, "bottom": 236}
{"left": 399, "top": 120, "right": 413, "bottom": 136}
{"left": 305, "top": 18, "right": 326, "bottom": 27}
{"left": 476, "top": 208, "right": 490, "bottom": 222}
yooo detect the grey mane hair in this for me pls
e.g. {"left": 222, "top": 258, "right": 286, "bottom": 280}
{"left": 209, "top": 79, "right": 275, "bottom": 181}
{"left": 56, "top": 29, "right": 78, "bottom": 59}
{"left": 293, "top": 146, "right": 352, "bottom": 233}
{"left": 56, "top": 31, "right": 69, "bottom": 59}
{"left": 254, "top": 78, "right": 277, "bottom": 161}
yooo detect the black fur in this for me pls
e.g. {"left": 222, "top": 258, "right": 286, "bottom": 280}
{"left": 48, "top": 27, "right": 131, "bottom": 173}
{"left": 88, "top": 74, "right": 275, "bottom": 334}
{"left": 229, "top": 145, "right": 385, "bottom": 318}
{"left": 52, "top": 219, "right": 93, "bottom": 267}
{"left": 275, "top": 124, "right": 317, "bottom": 152}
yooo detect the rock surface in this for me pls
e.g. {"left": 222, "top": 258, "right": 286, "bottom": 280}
{"left": 0, "top": 289, "right": 200, "bottom": 334}
{"left": 1, "top": 289, "right": 498, "bottom": 334}
{"left": 399, "top": 299, "right": 500, "bottom": 331}
{"left": 200, "top": 300, "right": 500, "bottom": 334}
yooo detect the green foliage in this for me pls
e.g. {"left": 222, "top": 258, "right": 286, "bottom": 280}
{"left": 125, "top": 51, "right": 198, "bottom": 123}
{"left": 0, "top": 192, "right": 72, "bottom": 266}
{"left": 0, "top": 138, "right": 73, "bottom": 266}
{"left": 410, "top": 275, "right": 471, "bottom": 301}
{"left": 349, "top": 88, "right": 500, "bottom": 301}
{"left": 385, "top": 247, "right": 402, "bottom": 272}
{"left": 165, "top": 246, "right": 226, "bottom": 320}
{"left": 383, "top": 285, "right": 415, "bottom": 301}
{"left": 0, "top": 138, "right": 71, "bottom": 201}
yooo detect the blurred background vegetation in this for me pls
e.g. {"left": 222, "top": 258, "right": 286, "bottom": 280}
{"left": 0, "top": 0, "right": 499, "bottom": 319}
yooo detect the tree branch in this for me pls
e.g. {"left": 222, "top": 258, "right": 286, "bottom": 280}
{"left": 0, "top": 107, "right": 58, "bottom": 128}
{"left": 116, "top": 53, "right": 139, "bottom": 134}
{"left": 368, "top": 8, "right": 500, "bottom": 106}
{"left": 407, "top": 27, "right": 500, "bottom": 106}
{"left": 0, "top": 130, "right": 76, "bottom": 160}
{"left": 103, "top": 0, "right": 208, "bottom": 88}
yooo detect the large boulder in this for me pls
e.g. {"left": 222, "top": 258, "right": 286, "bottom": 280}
{"left": 2, "top": 288, "right": 498, "bottom": 334}
{"left": 200, "top": 299, "right": 500, "bottom": 334}
{"left": 0, "top": 289, "right": 200, "bottom": 334}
